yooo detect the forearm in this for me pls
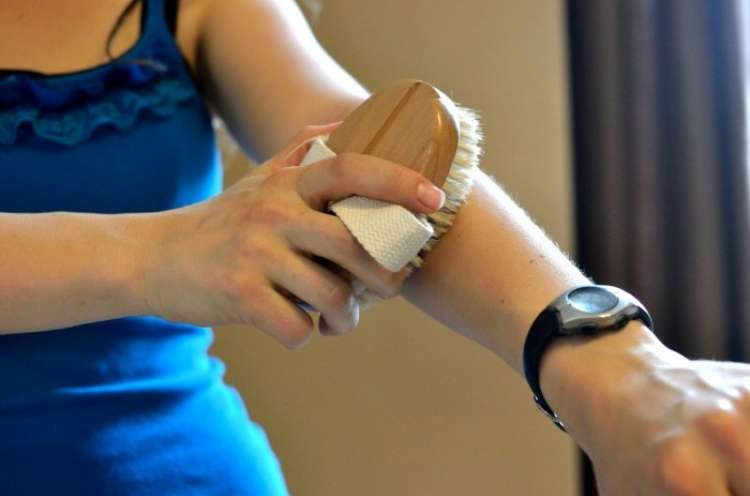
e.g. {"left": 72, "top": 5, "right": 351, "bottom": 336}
{"left": 401, "top": 169, "right": 671, "bottom": 442}
{"left": 402, "top": 169, "right": 591, "bottom": 371}
{"left": 0, "top": 211, "right": 159, "bottom": 333}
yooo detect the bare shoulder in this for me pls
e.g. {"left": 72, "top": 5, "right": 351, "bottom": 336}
{"left": 176, "top": 0, "right": 366, "bottom": 158}
{"left": 175, "top": 0, "right": 298, "bottom": 75}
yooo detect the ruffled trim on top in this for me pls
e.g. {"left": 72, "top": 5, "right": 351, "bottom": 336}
{"left": 0, "top": 78, "right": 195, "bottom": 146}
{"left": 0, "top": 41, "right": 198, "bottom": 146}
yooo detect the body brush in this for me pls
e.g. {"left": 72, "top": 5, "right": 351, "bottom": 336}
{"left": 299, "top": 79, "right": 483, "bottom": 309}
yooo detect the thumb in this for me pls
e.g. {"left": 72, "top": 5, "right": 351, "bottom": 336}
{"left": 277, "top": 121, "right": 343, "bottom": 169}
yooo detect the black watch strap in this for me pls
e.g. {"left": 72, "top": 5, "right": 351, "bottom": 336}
{"left": 522, "top": 291, "right": 653, "bottom": 433}
{"left": 522, "top": 308, "right": 567, "bottom": 431}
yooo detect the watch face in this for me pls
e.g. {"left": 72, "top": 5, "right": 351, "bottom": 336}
{"left": 568, "top": 286, "right": 619, "bottom": 313}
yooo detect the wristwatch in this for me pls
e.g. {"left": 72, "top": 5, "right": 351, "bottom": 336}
{"left": 522, "top": 284, "right": 653, "bottom": 432}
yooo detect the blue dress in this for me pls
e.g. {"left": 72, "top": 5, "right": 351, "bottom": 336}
{"left": 0, "top": 1, "right": 289, "bottom": 494}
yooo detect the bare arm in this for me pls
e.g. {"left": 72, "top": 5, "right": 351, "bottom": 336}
{"left": 399, "top": 166, "right": 664, "bottom": 446}
{"left": 0, "top": 211, "right": 157, "bottom": 333}
{"left": 194, "top": 0, "right": 368, "bottom": 160}
{"left": 401, "top": 171, "right": 591, "bottom": 371}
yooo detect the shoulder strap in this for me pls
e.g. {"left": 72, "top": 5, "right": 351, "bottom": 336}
{"left": 142, "top": 0, "right": 179, "bottom": 41}
{"left": 141, "top": 0, "right": 198, "bottom": 82}
{"left": 164, "top": 0, "right": 179, "bottom": 36}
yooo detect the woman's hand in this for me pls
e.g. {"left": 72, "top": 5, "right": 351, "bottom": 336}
{"left": 141, "top": 122, "right": 444, "bottom": 348}
{"left": 592, "top": 358, "right": 750, "bottom": 495}
{"left": 546, "top": 325, "right": 750, "bottom": 495}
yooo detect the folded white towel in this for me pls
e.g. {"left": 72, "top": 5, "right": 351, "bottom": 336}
{"left": 299, "top": 137, "right": 434, "bottom": 272}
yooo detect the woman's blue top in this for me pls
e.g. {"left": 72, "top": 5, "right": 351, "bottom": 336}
{"left": 0, "top": 1, "right": 289, "bottom": 494}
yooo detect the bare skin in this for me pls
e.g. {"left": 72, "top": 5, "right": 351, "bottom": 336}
{"left": 2, "top": 1, "right": 750, "bottom": 494}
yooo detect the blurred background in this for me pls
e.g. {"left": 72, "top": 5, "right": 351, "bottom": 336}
{"left": 214, "top": 0, "right": 750, "bottom": 494}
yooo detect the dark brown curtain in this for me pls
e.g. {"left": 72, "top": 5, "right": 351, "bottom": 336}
{"left": 566, "top": 1, "right": 750, "bottom": 494}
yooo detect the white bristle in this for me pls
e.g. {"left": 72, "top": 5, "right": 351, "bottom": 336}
{"left": 410, "top": 105, "right": 483, "bottom": 267}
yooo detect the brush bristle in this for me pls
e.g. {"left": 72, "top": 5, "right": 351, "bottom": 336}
{"left": 354, "top": 104, "right": 484, "bottom": 310}
{"left": 410, "top": 105, "right": 483, "bottom": 268}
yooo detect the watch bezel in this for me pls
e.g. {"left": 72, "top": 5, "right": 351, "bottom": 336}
{"left": 550, "top": 285, "right": 649, "bottom": 336}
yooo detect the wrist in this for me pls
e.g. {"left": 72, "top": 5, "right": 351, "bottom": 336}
{"left": 538, "top": 320, "right": 683, "bottom": 448}
{"left": 107, "top": 209, "right": 181, "bottom": 318}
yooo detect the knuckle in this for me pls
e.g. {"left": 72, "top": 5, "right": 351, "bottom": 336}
{"left": 697, "top": 409, "right": 741, "bottom": 438}
{"left": 225, "top": 273, "right": 262, "bottom": 303}
{"left": 264, "top": 165, "right": 300, "bottom": 191}
{"left": 260, "top": 161, "right": 291, "bottom": 183}
{"left": 252, "top": 200, "right": 294, "bottom": 229}
{"left": 696, "top": 408, "right": 750, "bottom": 461}
{"left": 652, "top": 439, "right": 701, "bottom": 495}
{"left": 279, "top": 321, "right": 313, "bottom": 349}
{"left": 329, "top": 153, "right": 353, "bottom": 178}
{"left": 264, "top": 166, "right": 287, "bottom": 184}
{"left": 243, "top": 236, "right": 279, "bottom": 264}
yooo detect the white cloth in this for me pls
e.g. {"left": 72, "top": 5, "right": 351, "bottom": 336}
{"left": 299, "top": 137, "right": 434, "bottom": 272}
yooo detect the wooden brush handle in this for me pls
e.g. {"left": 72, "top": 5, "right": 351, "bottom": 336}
{"left": 326, "top": 79, "right": 460, "bottom": 188}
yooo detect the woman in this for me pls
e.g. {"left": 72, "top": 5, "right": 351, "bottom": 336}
{"left": 1, "top": 1, "right": 749, "bottom": 494}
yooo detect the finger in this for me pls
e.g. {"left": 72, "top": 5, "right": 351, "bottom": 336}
{"left": 650, "top": 438, "right": 730, "bottom": 496}
{"left": 265, "top": 249, "right": 359, "bottom": 336}
{"left": 654, "top": 464, "right": 730, "bottom": 496}
{"left": 296, "top": 152, "right": 445, "bottom": 214}
{"left": 246, "top": 285, "right": 315, "bottom": 350}
{"left": 712, "top": 416, "right": 750, "bottom": 495}
{"left": 308, "top": 312, "right": 347, "bottom": 338}
{"left": 285, "top": 209, "right": 410, "bottom": 298}
{"left": 726, "top": 439, "right": 750, "bottom": 496}
{"left": 274, "top": 259, "right": 350, "bottom": 313}
{"left": 319, "top": 311, "right": 356, "bottom": 337}
{"left": 691, "top": 408, "right": 750, "bottom": 495}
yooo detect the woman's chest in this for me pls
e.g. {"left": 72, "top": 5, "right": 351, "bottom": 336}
{"left": 0, "top": 1, "right": 142, "bottom": 74}
{"left": 0, "top": 0, "right": 202, "bottom": 76}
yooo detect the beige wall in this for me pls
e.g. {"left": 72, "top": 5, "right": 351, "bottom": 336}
{"left": 213, "top": 1, "right": 578, "bottom": 494}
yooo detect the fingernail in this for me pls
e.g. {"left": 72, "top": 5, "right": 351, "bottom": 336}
{"left": 417, "top": 183, "right": 445, "bottom": 210}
